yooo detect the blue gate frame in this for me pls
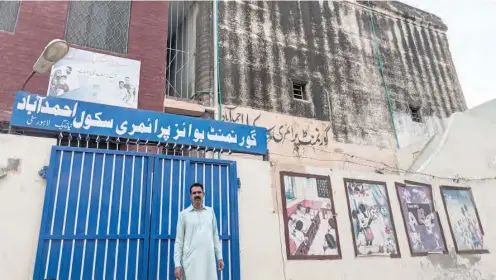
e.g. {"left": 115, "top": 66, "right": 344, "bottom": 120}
{"left": 33, "top": 146, "right": 240, "bottom": 280}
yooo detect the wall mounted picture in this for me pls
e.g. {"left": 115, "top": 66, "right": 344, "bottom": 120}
{"left": 47, "top": 47, "right": 141, "bottom": 109}
{"left": 396, "top": 181, "right": 447, "bottom": 256}
{"left": 344, "top": 178, "right": 401, "bottom": 257}
{"left": 440, "top": 186, "right": 489, "bottom": 254}
{"left": 280, "top": 172, "right": 342, "bottom": 260}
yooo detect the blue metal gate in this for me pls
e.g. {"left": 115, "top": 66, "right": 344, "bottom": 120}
{"left": 148, "top": 156, "right": 240, "bottom": 280}
{"left": 33, "top": 146, "right": 240, "bottom": 280}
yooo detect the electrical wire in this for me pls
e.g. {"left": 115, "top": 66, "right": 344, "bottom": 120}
{"left": 270, "top": 147, "right": 496, "bottom": 183}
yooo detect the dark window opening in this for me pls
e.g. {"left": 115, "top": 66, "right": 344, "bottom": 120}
{"left": 410, "top": 106, "right": 422, "bottom": 123}
{"left": 292, "top": 81, "right": 307, "bottom": 100}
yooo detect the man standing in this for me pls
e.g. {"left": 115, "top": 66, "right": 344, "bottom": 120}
{"left": 174, "top": 183, "right": 224, "bottom": 280}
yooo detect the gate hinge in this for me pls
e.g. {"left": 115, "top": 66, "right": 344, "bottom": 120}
{"left": 237, "top": 178, "right": 241, "bottom": 189}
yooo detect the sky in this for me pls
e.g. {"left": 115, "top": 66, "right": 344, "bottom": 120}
{"left": 399, "top": 0, "right": 496, "bottom": 108}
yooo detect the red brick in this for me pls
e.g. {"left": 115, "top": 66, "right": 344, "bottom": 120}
{"left": 0, "top": 0, "right": 168, "bottom": 122}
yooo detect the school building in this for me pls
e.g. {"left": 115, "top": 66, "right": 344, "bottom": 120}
{"left": 0, "top": 1, "right": 495, "bottom": 280}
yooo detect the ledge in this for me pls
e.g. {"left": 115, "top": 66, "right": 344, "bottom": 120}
{"left": 163, "top": 97, "right": 206, "bottom": 117}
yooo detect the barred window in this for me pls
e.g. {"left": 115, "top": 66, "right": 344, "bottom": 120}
{"left": 292, "top": 80, "right": 307, "bottom": 101}
{"left": 0, "top": 1, "right": 21, "bottom": 33}
{"left": 410, "top": 105, "right": 422, "bottom": 123}
{"left": 65, "top": 1, "right": 131, "bottom": 54}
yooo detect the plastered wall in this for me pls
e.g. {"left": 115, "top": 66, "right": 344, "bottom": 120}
{"left": 236, "top": 158, "right": 495, "bottom": 280}
{"left": 0, "top": 134, "right": 55, "bottom": 279}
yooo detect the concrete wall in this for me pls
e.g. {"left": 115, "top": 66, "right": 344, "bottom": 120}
{"left": 194, "top": 1, "right": 466, "bottom": 148}
{"left": 411, "top": 112, "right": 496, "bottom": 179}
{"left": 0, "top": 1, "right": 168, "bottom": 123}
{"left": 221, "top": 105, "right": 398, "bottom": 172}
{"left": 1, "top": 132, "right": 494, "bottom": 280}
{"left": 237, "top": 158, "right": 496, "bottom": 280}
{"left": 0, "top": 134, "right": 55, "bottom": 279}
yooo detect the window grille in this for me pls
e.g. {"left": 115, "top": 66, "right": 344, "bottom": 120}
{"left": 0, "top": 1, "right": 21, "bottom": 33}
{"left": 65, "top": 1, "right": 131, "bottom": 54}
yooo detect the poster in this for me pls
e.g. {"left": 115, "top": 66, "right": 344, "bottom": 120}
{"left": 344, "top": 179, "right": 400, "bottom": 257}
{"left": 396, "top": 182, "right": 447, "bottom": 255}
{"left": 440, "top": 186, "right": 488, "bottom": 254}
{"left": 280, "top": 172, "right": 341, "bottom": 260}
{"left": 47, "top": 47, "right": 141, "bottom": 108}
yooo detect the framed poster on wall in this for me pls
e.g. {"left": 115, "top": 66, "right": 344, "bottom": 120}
{"left": 47, "top": 47, "right": 141, "bottom": 109}
{"left": 440, "top": 186, "right": 489, "bottom": 254}
{"left": 280, "top": 172, "right": 342, "bottom": 260}
{"left": 396, "top": 181, "right": 448, "bottom": 256}
{"left": 344, "top": 178, "right": 401, "bottom": 257}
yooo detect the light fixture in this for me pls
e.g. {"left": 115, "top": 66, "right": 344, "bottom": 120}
{"left": 33, "top": 39, "right": 70, "bottom": 74}
{"left": 21, "top": 39, "right": 70, "bottom": 90}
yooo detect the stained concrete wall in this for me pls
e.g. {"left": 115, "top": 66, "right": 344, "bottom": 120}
{"left": 221, "top": 105, "right": 398, "bottom": 171}
{"left": 0, "top": 134, "right": 55, "bottom": 279}
{"left": 237, "top": 158, "right": 495, "bottom": 280}
{"left": 193, "top": 0, "right": 466, "bottom": 148}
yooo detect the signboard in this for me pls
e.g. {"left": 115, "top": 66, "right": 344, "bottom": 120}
{"left": 47, "top": 47, "right": 141, "bottom": 108}
{"left": 395, "top": 182, "right": 447, "bottom": 256}
{"left": 10, "top": 92, "right": 268, "bottom": 155}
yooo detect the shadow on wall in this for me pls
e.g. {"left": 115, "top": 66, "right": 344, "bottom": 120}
{"left": 0, "top": 158, "right": 21, "bottom": 179}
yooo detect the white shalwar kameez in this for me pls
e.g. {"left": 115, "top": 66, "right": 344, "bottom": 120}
{"left": 174, "top": 205, "right": 223, "bottom": 280}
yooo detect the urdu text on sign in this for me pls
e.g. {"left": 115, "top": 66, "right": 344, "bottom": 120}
{"left": 10, "top": 92, "right": 268, "bottom": 155}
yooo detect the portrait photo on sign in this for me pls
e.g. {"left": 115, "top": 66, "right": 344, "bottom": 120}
{"left": 396, "top": 182, "right": 447, "bottom": 256}
{"left": 344, "top": 178, "right": 400, "bottom": 257}
{"left": 280, "top": 172, "right": 341, "bottom": 260}
{"left": 47, "top": 47, "right": 141, "bottom": 109}
{"left": 440, "top": 186, "right": 488, "bottom": 254}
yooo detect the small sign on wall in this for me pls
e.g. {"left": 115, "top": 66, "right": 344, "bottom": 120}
{"left": 47, "top": 47, "right": 141, "bottom": 109}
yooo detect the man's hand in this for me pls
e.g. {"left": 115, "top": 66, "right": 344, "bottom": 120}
{"left": 174, "top": 267, "right": 182, "bottom": 279}
{"left": 218, "top": 259, "right": 224, "bottom": 271}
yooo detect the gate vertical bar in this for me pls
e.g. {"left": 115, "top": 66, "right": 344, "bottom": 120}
{"left": 230, "top": 162, "right": 241, "bottom": 280}
{"left": 33, "top": 147, "right": 59, "bottom": 279}
{"left": 141, "top": 156, "right": 154, "bottom": 280}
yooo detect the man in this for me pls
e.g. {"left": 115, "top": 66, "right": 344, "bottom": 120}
{"left": 174, "top": 183, "right": 224, "bottom": 280}
{"left": 54, "top": 76, "right": 70, "bottom": 96}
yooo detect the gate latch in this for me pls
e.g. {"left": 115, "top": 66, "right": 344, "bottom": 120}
{"left": 38, "top": 165, "right": 49, "bottom": 180}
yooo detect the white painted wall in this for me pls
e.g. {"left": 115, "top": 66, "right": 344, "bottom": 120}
{"left": 0, "top": 134, "right": 55, "bottom": 279}
{"left": 412, "top": 112, "right": 496, "bottom": 179}
{"left": 236, "top": 158, "right": 496, "bottom": 280}
{"left": 2, "top": 132, "right": 494, "bottom": 280}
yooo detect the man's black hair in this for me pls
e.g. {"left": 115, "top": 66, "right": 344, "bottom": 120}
{"left": 190, "top": 183, "right": 204, "bottom": 193}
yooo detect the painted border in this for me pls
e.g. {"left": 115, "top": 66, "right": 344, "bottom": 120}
{"left": 439, "top": 185, "right": 490, "bottom": 255}
{"left": 343, "top": 178, "right": 401, "bottom": 258}
{"left": 279, "top": 171, "right": 342, "bottom": 260}
{"left": 396, "top": 181, "right": 448, "bottom": 256}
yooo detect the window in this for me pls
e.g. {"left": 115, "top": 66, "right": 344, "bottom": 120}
{"left": 410, "top": 105, "right": 422, "bottom": 123}
{"left": 0, "top": 1, "right": 21, "bottom": 33}
{"left": 65, "top": 1, "right": 131, "bottom": 54}
{"left": 292, "top": 80, "right": 307, "bottom": 100}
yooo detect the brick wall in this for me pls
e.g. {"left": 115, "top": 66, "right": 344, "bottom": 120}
{"left": 0, "top": 1, "right": 168, "bottom": 122}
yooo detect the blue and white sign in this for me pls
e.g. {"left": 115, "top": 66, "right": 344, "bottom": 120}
{"left": 10, "top": 92, "right": 268, "bottom": 155}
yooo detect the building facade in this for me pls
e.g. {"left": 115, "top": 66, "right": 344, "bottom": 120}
{"left": 0, "top": 1, "right": 168, "bottom": 126}
{"left": 170, "top": 1, "right": 467, "bottom": 151}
